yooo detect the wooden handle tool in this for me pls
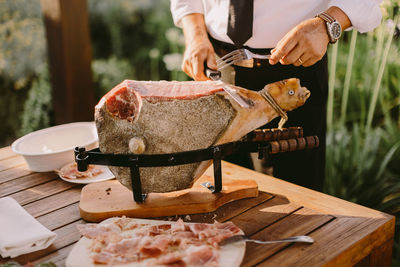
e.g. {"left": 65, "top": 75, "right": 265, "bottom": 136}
{"left": 247, "top": 127, "right": 304, "bottom": 142}
{"left": 269, "top": 136, "right": 319, "bottom": 154}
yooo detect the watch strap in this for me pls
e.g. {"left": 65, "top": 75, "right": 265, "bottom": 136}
{"left": 317, "top": 12, "right": 335, "bottom": 24}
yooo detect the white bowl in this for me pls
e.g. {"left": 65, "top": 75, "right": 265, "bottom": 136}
{"left": 12, "top": 122, "right": 98, "bottom": 172}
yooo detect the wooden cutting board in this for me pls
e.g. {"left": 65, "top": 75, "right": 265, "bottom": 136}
{"left": 80, "top": 174, "right": 259, "bottom": 222}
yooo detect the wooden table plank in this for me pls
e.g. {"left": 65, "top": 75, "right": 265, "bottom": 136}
{"left": 217, "top": 162, "right": 393, "bottom": 219}
{"left": 325, "top": 216, "right": 395, "bottom": 267}
{"left": 0, "top": 172, "right": 57, "bottom": 197}
{"left": 369, "top": 238, "right": 394, "bottom": 267}
{"left": 0, "top": 146, "right": 17, "bottom": 160}
{"left": 0, "top": 166, "right": 33, "bottom": 184}
{"left": 184, "top": 192, "right": 273, "bottom": 223}
{"left": 0, "top": 156, "right": 26, "bottom": 172}
{"left": 242, "top": 207, "right": 334, "bottom": 267}
{"left": 32, "top": 244, "right": 76, "bottom": 266}
{"left": 231, "top": 195, "right": 302, "bottom": 236}
{"left": 36, "top": 202, "right": 81, "bottom": 231}
{"left": 23, "top": 187, "right": 82, "bottom": 217}
{"left": 261, "top": 216, "right": 394, "bottom": 267}
{"left": 8, "top": 179, "right": 76, "bottom": 206}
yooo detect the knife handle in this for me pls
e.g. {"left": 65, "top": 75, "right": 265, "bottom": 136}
{"left": 204, "top": 64, "right": 221, "bottom": 80}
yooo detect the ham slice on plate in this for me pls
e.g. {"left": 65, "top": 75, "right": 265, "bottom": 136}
{"left": 58, "top": 163, "right": 103, "bottom": 179}
{"left": 57, "top": 162, "right": 115, "bottom": 184}
{"left": 66, "top": 217, "right": 246, "bottom": 267}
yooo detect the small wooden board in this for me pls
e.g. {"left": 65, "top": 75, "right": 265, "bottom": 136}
{"left": 80, "top": 175, "right": 259, "bottom": 222}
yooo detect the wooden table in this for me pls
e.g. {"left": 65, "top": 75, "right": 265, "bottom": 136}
{"left": 0, "top": 146, "right": 395, "bottom": 266}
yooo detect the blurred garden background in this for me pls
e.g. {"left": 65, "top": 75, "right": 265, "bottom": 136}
{"left": 1, "top": 0, "right": 400, "bottom": 263}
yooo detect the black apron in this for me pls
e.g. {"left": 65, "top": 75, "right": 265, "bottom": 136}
{"left": 212, "top": 37, "right": 329, "bottom": 191}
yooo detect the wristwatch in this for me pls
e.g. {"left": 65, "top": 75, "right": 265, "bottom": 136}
{"left": 316, "top": 12, "right": 342, "bottom": 44}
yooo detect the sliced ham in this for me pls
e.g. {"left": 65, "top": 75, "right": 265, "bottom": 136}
{"left": 158, "top": 224, "right": 172, "bottom": 231}
{"left": 214, "top": 221, "right": 240, "bottom": 232}
{"left": 183, "top": 245, "right": 219, "bottom": 266}
{"left": 174, "top": 231, "right": 196, "bottom": 240}
{"left": 139, "top": 235, "right": 171, "bottom": 257}
{"left": 171, "top": 218, "right": 186, "bottom": 232}
{"left": 188, "top": 223, "right": 210, "bottom": 235}
{"left": 113, "top": 216, "right": 138, "bottom": 231}
{"left": 89, "top": 239, "right": 104, "bottom": 253}
{"left": 77, "top": 217, "right": 243, "bottom": 266}
{"left": 58, "top": 163, "right": 103, "bottom": 179}
{"left": 156, "top": 251, "right": 184, "bottom": 265}
{"left": 77, "top": 224, "right": 120, "bottom": 239}
{"left": 207, "top": 231, "right": 235, "bottom": 247}
{"left": 92, "top": 251, "right": 114, "bottom": 264}
{"left": 92, "top": 251, "right": 127, "bottom": 265}
{"left": 104, "top": 237, "right": 140, "bottom": 256}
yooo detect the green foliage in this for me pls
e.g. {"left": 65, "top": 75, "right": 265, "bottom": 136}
{"left": 0, "top": 0, "right": 46, "bottom": 146}
{"left": 325, "top": 125, "right": 400, "bottom": 210}
{"left": 19, "top": 67, "right": 52, "bottom": 136}
{"left": 92, "top": 57, "right": 134, "bottom": 98}
{"left": 325, "top": 5, "right": 400, "bottom": 261}
{"left": 88, "top": 0, "right": 188, "bottom": 98}
{"left": 0, "top": 0, "right": 45, "bottom": 87}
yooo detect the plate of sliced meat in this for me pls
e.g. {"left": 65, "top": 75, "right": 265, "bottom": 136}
{"left": 66, "top": 217, "right": 246, "bottom": 267}
{"left": 57, "top": 162, "right": 115, "bottom": 184}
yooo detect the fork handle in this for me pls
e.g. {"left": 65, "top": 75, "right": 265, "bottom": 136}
{"left": 250, "top": 235, "right": 314, "bottom": 245}
{"left": 204, "top": 64, "right": 221, "bottom": 80}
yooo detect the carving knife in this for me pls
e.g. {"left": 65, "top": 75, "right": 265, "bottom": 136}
{"left": 205, "top": 67, "right": 250, "bottom": 108}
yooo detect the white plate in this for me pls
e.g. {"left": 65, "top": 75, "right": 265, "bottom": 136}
{"left": 58, "top": 162, "right": 115, "bottom": 184}
{"left": 66, "top": 217, "right": 246, "bottom": 267}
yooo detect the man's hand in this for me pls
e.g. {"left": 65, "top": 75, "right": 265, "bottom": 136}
{"left": 181, "top": 14, "right": 217, "bottom": 81}
{"left": 182, "top": 35, "right": 216, "bottom": 81}
{"left": 269, "top": 6, "right": 351, "bottom": 67}
{"left": 269, "top": 18, "right": 329, "bottom": 67}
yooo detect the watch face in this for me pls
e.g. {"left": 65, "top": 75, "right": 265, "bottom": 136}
{"left": 330, "top": 22, "right": 342, "bottom": 40}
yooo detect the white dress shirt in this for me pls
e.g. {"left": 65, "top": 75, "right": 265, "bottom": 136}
{"left": 170, "top": 0, "right": 382, "bottom": 48}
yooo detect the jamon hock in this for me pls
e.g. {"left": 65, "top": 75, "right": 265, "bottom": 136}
{"left": 95, "top": 79, "right": 310, "bottom": 193}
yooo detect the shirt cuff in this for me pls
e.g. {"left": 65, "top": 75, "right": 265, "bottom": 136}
{"left": 170, "top": 0, "right": 204, "bottom": 27}
{"left": 329, "top": 0, "right": 382, "bottom": 33}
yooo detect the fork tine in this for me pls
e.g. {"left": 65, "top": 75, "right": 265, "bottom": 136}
{"left": 220, "top": 53, "right": 244, "bottom": 65}
{"left": 216, "top": 49, "right": 242, "bottom": 64}
{"left": 218, "top": 58, "right": 243, "bottom": 70}
{"left": 217, "top": 57, "right": 245, "bottom": 70}
{"left": 217, "top": 59, "right": 239, "bottom": 70}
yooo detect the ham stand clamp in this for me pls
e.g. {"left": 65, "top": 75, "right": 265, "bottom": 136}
{"left": 75, "top": 127, "right": 319, "bottom": 203}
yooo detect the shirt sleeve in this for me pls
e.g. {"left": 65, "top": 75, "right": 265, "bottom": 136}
{"left": 329, "top": 0, "right": 382, "bottom": 33}
{"left": 170, "top": 0, "right": 204, "bottom": 27}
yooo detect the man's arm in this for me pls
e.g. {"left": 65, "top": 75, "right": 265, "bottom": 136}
{"left": 170, "top": 0, "right": 216, "bottom": 80}
{"left": 269, "top": 7, "right": 351, "bottom": 67}
{"left": 269, "top": 1, "right": 382, "bottom": 67}
{"left": 180, "top": 14, "right": 217, "bottom": 81}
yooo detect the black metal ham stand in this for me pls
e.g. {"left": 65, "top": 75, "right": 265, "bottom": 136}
{"left": 75, "top": 127, "right": 319, "bottom": 203}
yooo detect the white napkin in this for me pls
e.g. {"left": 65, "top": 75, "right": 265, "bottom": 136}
{"left": 0, "top": 197, "right": 57, "bottom": 258}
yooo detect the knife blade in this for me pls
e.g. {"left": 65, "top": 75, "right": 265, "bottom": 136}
{"left": 205, "top": 67, "right": 250, "bottom": 108}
